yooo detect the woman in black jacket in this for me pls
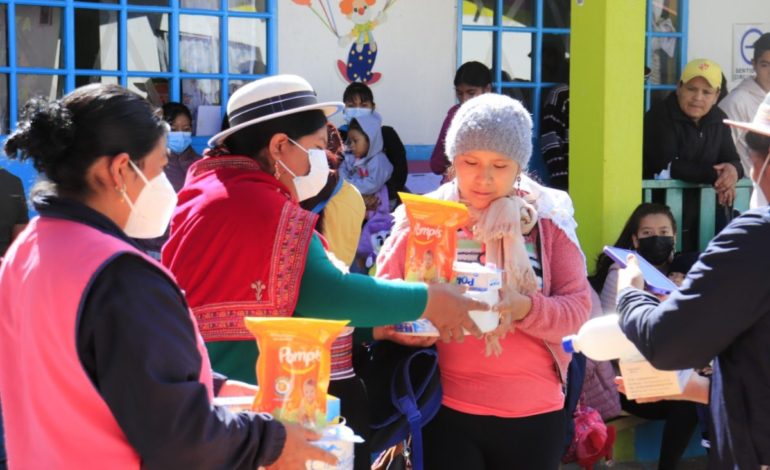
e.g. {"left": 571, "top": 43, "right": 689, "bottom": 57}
{"left": 643, "top": 59, "right": 744, "bottom": 251}
{"left": 643, "top": 59, "right": 743, "bottom": 186}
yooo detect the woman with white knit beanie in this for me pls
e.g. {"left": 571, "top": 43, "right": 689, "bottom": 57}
{"left": 377, "top": 93, "right": 592, "bottom": 469}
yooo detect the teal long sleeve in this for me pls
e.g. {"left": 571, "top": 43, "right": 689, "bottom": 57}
{"left": 295, "top": 235, "right": 427, "bottom": 327}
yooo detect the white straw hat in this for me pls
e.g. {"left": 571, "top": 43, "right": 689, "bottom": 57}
{"left": 208, "top": 74, "right": 343, "bottom": 147}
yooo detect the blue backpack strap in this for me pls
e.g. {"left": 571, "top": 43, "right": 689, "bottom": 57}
{"left": 310, "top": 177, "right": 345, "bottom": 214}
{"left": 390, "top": 348, "right": 439, "bottom": 470}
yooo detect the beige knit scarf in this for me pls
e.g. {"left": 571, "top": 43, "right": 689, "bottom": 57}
{"left": 469, "top": 194, "right": 538, "bottom": 355}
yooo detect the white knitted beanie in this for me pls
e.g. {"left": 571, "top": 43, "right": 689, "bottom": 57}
{"left": 445, "top": 93, "right": 532, "bottom": 169}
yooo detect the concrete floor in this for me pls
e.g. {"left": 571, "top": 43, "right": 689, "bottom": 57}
{"left": 563, "top": 455, "right": 708, "bottom": 469}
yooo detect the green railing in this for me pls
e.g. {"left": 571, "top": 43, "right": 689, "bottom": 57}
{"left": 642, "top": 179, "right": 754, "bottom": 252}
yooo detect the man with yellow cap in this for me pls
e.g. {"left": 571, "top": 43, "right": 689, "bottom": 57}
{"left": 643, "top": 58, "right": 744, "bottom": 251}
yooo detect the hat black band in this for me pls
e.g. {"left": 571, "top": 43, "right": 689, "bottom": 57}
{"left": 228, "top": 90, "right": 319, "bottom": 128}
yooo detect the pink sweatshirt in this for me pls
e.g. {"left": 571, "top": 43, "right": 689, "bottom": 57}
{"left": 377, "top": 217, "right": 591, "bottom": 417}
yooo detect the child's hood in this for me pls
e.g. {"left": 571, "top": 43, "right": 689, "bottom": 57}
{"left": 352, "top": 111, "right": 384, "bottom": 160}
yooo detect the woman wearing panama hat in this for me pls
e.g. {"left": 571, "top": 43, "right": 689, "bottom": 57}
{"left": 161, "top": 74, "right": 487, "bottom": 467}
{"left": 615, "top": 92, "right": 770, "bottom": 469}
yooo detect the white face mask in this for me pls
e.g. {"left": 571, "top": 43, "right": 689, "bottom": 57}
{"left": 279, "top": 139, "right": 330, "bottom": 202}
{"left": 122, "top": 159, "right": 178, "bottom": 238}
{"left": 750, "top": 153, "right": 770, "bottom": 209}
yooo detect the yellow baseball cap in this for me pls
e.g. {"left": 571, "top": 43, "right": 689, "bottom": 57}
{"left": 680, "top": 59, "right": 722, "bottom": 89}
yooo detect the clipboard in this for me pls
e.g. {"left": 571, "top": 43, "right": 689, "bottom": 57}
{"left": 603, "top": 246, "right": 679, "bottom": 295}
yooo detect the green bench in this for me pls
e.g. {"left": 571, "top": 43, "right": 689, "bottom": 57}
{"left": 642, "top": 179, "right": 754, "bottom": 252}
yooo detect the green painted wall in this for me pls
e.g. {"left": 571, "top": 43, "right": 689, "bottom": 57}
{"left": 569, "top": 0, "right": 646, "bottom": 271}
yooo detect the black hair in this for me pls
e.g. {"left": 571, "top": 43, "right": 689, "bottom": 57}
{"left": 342, "top": 82, "right": 375, "bottom": 107}
{"left": 161, "top": 101, "right": 193, "bottom": 126}
{"left": 754, "top": 33, "right": 770, "bottom": 62}
{"left": 746, "top": 130, "right": 770, "bottom": 156}
{"left": 299, "top": 123, "right": 345, "bottom": 233}
{"left": 347, "top": 118, "right": 369, "bottom": 142}
{"left": 454, "top": 61, "right": 492, "bottom": 88}
{"left": 718, "top": 73, "right": 728, "bottom": 103}
{"left": 589, "top": 203, "right": 677, "bottom": 292}
{"left": 222, "top": 109, "right": 327, "bottom": 171}
{"left": 4, "top": 83, "right": 166, "bottom": 199}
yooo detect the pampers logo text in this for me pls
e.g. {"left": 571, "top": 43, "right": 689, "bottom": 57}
{"left": 413, "top": 222, "right": 443, "bottom": 241}
{"left": 279, "top": 346, "right": 322, "bottom": 373}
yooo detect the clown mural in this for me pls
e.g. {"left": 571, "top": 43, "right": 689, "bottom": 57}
{"left": 290, "top": 0, "right": 400, "bottom": 84}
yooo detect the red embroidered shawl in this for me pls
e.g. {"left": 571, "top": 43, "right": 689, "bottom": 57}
{"left": 162, "top": 156, "right": 318, "bottom": 342}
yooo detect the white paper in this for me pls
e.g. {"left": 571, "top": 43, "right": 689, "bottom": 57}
{"left": 619, "top": 358, "right": 693, "bottom": 400}
{"left": 405, "top": 172, "right": 442, "bottom": 195}
{"left": 195, "top": 105, "right": 222, "bottom": 137}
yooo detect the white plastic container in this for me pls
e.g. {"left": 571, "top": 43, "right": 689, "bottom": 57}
{"left": 562, "top": 314, "right": 641, "bottom": 361}
{"left": 563, "top": 315, "right": 695, "bottom": 400}
{"left": 456, "top": 262, "right": 502, "bottom": 334}
{"left": 394, "top": 262, "right": 502, "bottom": 336}
{"left": 453, "top": 261, "right": 502, "bottom": 291}
{"left": 392, "top": 318, "right": 440, "bottom": 336}
{"left": 464, "top": 286, "right": 501, "bottom": 333}
{"left": 306, "top": 421, "right": 363, "bottom": 470}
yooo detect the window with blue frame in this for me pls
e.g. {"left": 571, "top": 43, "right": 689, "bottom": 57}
{"left": 457, "top": 0, "right": 688, "bottom": 181}
{"left": 0, "top": 0, "right": 276, "bottom": 137}
{"left": 458, "top": 0, "right": 571, "bottom": 182}
{"left": 644, "top": 0, "right": 688, "bottom": 109}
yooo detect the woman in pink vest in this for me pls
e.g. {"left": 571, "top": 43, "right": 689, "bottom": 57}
{"left": 0, "top": 84, "right": 336, "bottom": 469}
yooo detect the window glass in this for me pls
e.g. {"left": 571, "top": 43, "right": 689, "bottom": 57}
{"left": 181, "top": 0, "right": 218, "bottom": 10}
{"left": 462, "top": 0, "right": 534, "bottom": 27}
{"left": 16, "top": 6, "right": 64, "bottom": 69}
{"left": 0, "top": 6, "right": 7, "bottom": 67}
{"left": 543, "top": 0, "right": 570, "bottom": 28}
{"left": 461, "top": 30, "right": 493, "bottom": 68}
{"left": 128, "top": 0, "right": 169, "bottom": 6}
{"left": 75, "top": 9, "right": 119, "bottom": 71}
{"left": 228, "top": 79, "right": 248, "bottom": 97}
{"left": 0, "top": 74, "right": 8, "bottom": 135}
{"left": 501, "top": 32, "right": 533, "bottom": 82}
{"left": 650, "top": 0, "right": 680, "bottom": 33}
{"left": 127, "top": 13, "right": 169, "bottom": 72}
{"left": 180, "top": 15, "right": 220, "bottom": 73}
{"left": 229, "top": 0, "right": 265, "bottom": 12}
{"left": 128, "top": 76, "right": 169, "bottom": 105}
{"left": 541, "top": 33, "right": 569, "bottom": 83}
{"left": 649, "top": 37, "right": 681, "bottom": 86}
{"left": 182, "top": 78, "right": 221, "bottom": 134}
{"left": 228, "top": 17, "right": 267, "bottom": 75}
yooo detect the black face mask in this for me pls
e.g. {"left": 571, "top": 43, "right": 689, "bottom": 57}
{"left": 636, "top": 236, "right": 675, "bottom": 265}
